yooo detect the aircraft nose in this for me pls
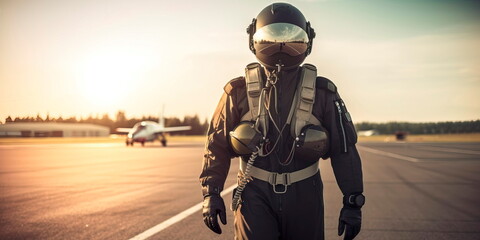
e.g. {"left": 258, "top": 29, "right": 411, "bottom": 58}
{"left": 132, "top": 130, "right": 143, "bottom": 138}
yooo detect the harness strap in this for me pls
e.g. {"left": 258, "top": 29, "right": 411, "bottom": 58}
{"left": 240, "top": 160, "right": 319, "bottom": 186}
{"left": 290, "top": 64, "right": 320, "bottom": 137}
{"left": 242, "top": 63, "right": 269, "bottom": 137}
{"left": 243, "top": 63, "right": 262, "bottom": 121}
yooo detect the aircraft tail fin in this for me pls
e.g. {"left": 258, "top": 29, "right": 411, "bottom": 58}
{"left": 159, "top": 105, "right": 165, "bottom": 128}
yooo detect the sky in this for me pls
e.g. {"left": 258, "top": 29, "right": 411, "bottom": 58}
{"left": 0, "top": 0, "right": 479, "bottom": 123}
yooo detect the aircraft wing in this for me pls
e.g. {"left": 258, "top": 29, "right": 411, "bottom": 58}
{"left": 115, "top": 128, "right": 132, "bottom": 133}
{"left": 154, "top": 126, "right": 191, "bottom": 133}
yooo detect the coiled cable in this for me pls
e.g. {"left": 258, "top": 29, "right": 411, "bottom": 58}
{"left": 231, "top": 149, "right": 259, "bottom": 211}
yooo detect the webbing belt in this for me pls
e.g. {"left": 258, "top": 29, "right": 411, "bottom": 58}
{"left": 239, "top": 160, "right": 319, "bottom": 194}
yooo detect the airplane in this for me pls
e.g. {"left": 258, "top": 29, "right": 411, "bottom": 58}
{"left": 115, "top": 117, "right": 191, "bottom": 147}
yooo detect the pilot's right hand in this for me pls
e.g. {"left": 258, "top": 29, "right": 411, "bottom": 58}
{"left": 202, "top": 194, "right": 227, "bottom": 234}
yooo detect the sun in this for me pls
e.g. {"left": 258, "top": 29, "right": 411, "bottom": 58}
{"left": 77, "top": 51, "right": 144, "bottom": 108}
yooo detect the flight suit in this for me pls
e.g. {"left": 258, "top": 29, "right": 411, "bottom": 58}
{"left": 200, "top": 66, "right": 363, "bottom": 239}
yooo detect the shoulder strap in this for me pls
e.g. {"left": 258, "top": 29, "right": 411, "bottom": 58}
{"left": 289, "top": 64, "right": 321, "bottom": 137}
{"left": 241, "top": 63, "right": 269, "bottom": 136}
{"left": 242, "top": 63, "right": 263, "bottom": 121}
{"left": 241, "top": 63, "right": 262, "bottom": 122}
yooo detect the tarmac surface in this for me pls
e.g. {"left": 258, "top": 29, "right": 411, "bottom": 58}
{"left": 0, "top": 141, "right": 479, "bottom": 240}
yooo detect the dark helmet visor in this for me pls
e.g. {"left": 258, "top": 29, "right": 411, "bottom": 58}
{"left": 253, "top": 23, "right": 309, "bottom": 57}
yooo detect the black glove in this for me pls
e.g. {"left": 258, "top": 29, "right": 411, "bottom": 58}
{"left": 338, "top": 207, "right": 362, "bottom": 240}
{"left": 202, "top": 194, "right": 227, "bottom": 234}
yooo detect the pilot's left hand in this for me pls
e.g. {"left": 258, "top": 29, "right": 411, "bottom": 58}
{"left": 338, "top": 207, "right": 362, "bottom": 240}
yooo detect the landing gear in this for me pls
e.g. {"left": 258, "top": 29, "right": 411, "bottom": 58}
{"left": 126, "top": 140, "right": 133, "bottom": 146}
{"left": 141, "top": 141, "right": 145, "bottom": 147}
{"left": 159, "top": 133, "right": 167, "bottom": 147}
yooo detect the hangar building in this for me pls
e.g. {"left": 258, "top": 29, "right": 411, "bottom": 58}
{"left": 0, "top": 123, "right": 110, "bottom": 137}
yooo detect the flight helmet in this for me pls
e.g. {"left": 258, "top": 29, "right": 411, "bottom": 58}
{"left": 247, "top": 3, "right": 315, "bottom": 70}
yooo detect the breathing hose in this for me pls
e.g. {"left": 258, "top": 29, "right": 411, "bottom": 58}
{"left": 231, "top": 149, "right": 259, "bottom": 211}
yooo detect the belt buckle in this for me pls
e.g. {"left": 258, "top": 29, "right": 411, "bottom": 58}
{"left": 272, "top": 173, "right": 289, "bottom": 194}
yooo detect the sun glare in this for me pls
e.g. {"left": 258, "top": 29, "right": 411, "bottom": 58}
{"left": 76, "top": 50, "right": 147, "bottom": 108}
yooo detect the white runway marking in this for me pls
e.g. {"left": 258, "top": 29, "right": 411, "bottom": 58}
{"left": 0, "top": 143, "right": 120, "bottom": 149}
{"left": 416, "top": 145, "right": 480, "bottom": 155}
{"left": 128, "top": 184, "right": 237, "bottom": 240}
{"left": 357, "top": 146, "right": 420, "bottom": 162}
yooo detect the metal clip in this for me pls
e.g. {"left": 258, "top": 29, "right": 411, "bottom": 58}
{"left": 273, "top": 184, "right": 287, "bottom": 194}
{"left": 270, "top": 173, "right": 290, "bottom": 194}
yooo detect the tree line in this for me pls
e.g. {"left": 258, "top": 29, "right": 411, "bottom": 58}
{"left": 4, "top": 113, "right": 479, "bottom": 135}
{"left": 4, "top": 111, "right": 209, "bottom": 135}
{"left": 355, "top": 120, "right": 480, "bottom": 134}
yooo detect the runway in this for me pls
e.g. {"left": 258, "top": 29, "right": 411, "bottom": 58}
{"left": 0, "top": 141, "right": 479, "bottom": 239}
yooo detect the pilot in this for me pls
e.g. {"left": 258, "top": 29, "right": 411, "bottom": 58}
{"left": 200, "top": 3, "right": 364, "bottom": 239}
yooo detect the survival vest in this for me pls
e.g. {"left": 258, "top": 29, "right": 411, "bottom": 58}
{"left": 240, "top": 62, "right": 325, "bottom": 139}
